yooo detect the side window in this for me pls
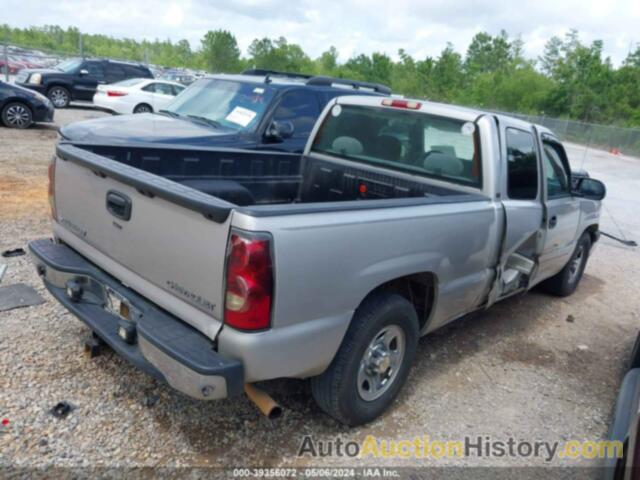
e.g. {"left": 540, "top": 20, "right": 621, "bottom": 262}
{"left": 543, "top": 143, "right": 570, "bottom": 198}
{"left": 506, "top": 128, "right": 538, "bottom": 200}
{"left": 272, "top": 91, "right": 320, "bottom": 139}
{"left": 172, "top": 85, "right": 185, "bottom": 96}
{"left": 82, "top": 62, "right": 104, "bottom": 79}
{"left": 155, "top": 83, "right": 175, "bottom": 95}
{"left": 142, "top": 83, "right": 156, "bottom": 93}
{"left": 104, "top": 64, "right": 126, "bottom": 83}
{"left": 123, "top": 65, "right": 141, "bottom": 78}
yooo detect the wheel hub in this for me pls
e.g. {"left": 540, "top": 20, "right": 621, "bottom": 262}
{"left": 366, "top": 346, "right": 391, "bottom": 375}
{"left": 357, "top": 325, "right": 406, "bottom": 402}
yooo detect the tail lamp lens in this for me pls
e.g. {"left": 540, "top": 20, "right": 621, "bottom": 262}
{"left": 107, "top": 90, "right": 127, "bottom": 97}
{"left": 224, "top": 232, "right": 273, "bottom": 331}
{"left": 48, "top": 156, "right": 57, "bottom": 220}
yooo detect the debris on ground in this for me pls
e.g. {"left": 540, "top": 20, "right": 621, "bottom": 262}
{"left": 0, "top": 283, "right": 45, "bottom": 312}
{"left": 566, "top": 314, "right": 575, "bottom": 323}
{"left": 145, "top": 394, "right": 160, "bottom": 408}
{"left": 0, "top": 263, "right": 6, "bottom": 284}
{"left": 1, "top": 248, "right": 26, "bottom": 258}
{"left": 577, "top": 344, "right": 589, "bottom": 351}
{"left": 50, "top": 401, "right": 74, "bottom": 419}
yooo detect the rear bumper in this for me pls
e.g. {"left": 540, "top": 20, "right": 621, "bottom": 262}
{"left": 28, "top": 238, "right": 244, "bottom": 400}
{"left": 92, "top": 94, "right": 130, "bottom": 114}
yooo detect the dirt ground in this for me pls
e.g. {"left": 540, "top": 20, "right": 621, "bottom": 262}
{"left": 0, "top": 108, "right": 638, "bottom": 475}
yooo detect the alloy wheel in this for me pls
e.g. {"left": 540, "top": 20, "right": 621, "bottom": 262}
{"left": 49, "top": 88, "right": 68, "bottom": 108}
{"left": 5, "top": 104, "right": 31, "bottom": 128}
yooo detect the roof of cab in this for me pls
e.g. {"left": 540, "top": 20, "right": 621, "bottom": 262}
{"left": 333, "top": 94, "right": 556, "bottom": 136}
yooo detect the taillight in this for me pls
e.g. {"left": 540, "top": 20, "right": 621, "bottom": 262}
{"left": 382, "top": 98, "right": 422, "bottom": 109}
{"left": 48, "top": 156, "right": 57, "bottom": 220}
{"left": 224, "top": 232, "right": 273, "bottom": 331}
{"left": 107, "top": 90, "right": 127, "bottom": 97}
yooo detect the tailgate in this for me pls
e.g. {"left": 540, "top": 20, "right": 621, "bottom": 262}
{"left": 53, "top": 143, "right": 234, "bottom": 339}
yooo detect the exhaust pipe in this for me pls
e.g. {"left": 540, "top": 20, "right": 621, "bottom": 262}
{"left": 244, "top": 383, "right": 283, "bottom": 419}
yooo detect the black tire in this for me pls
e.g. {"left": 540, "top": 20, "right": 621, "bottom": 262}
{"left": 540, "top": 232, "right": 591, "bottom": 297}
{"left": 630, "top": 333, "right": 640, "bottom": 370}
{"left": 47, "top": 86, "right": 70, "bottom": 108}
{"left": 1, "top": 102, "right": 33, "bottom": 129}
{"left": 133, "top": 103, "right": 153, "bottom": 114}
{"left": 311, "top": 293, "right": 419, "bottom": 426}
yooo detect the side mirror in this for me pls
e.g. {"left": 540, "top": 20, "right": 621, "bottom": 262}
{"left": 79, "top": 69, "right": 89, "bottom": 76}
{"left": 574, "top": 177, "right": 606, "bottom": 201}
{"left": 265, "top": 120, "right": 294, "bottom": 141}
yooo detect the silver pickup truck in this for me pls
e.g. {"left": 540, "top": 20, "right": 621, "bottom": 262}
{"left": 30, "top": 95, "right": 606, "bottom": 425}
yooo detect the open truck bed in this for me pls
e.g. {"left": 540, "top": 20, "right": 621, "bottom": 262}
{"left": 59, "top": 140, "right": 479, "bottom": 217}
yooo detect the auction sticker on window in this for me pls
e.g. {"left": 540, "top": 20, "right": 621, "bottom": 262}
{"left": 226, "top": 107, "right": 257, "bottom": 127}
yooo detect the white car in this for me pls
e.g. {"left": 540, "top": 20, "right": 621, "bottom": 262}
{"left": 93, "top": 78, "right": 186, "bottom": 114}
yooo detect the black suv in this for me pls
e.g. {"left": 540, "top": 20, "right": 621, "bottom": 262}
{"left": 15, "top": 58, "right": 153, "bottom": 108}
{"left": 60, "top": 69, "right": 391, "bottom": 153}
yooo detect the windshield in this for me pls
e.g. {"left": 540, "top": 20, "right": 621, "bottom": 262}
{"left": 164, "top": 79, "right": 275, "bottom": 131}
{"left": 312, "top": 104, "right": 482, "bottom": 188}
{"left": 55, "top": 58, "right": 82, "bottom": 73}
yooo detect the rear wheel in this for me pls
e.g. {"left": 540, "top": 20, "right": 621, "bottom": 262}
{"left": 540, "top": 233, "right": 591, "bottom": 297}
{"left": 311, "top": 293, "right": 419, "bottom": 426}
{"left": 1, "top": 102, "right": 33, "bottom": 129}
{"left": 133, "top": 103, "right": 152, "bottom": 114}
{"left": 47, "top": 86, "right": 70, "bottom": 108}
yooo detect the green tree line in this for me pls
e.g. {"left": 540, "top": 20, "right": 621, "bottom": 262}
{"left": 3, "top": 25, "right": 640, "bottom": 127}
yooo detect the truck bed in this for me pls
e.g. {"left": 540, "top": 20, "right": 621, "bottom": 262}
{"left": 61, "top": 142, "right": 482, "bottom": 217}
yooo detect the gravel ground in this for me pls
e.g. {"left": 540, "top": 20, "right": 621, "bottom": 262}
{"left": 0, "top": 109, "right": 638, "bottom": 474}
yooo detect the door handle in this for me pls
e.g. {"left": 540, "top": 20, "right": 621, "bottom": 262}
{"left": 106, "top": 190, "right": 132, "bottom": 221}
{"left": 549, "top": 215, "right": 558, "bottom": 229}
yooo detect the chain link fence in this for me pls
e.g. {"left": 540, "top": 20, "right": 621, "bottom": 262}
{"left": 503, "top": 113, "right": 640, "bottom": 158}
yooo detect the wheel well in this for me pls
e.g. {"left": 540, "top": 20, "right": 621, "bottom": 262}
{"left": 585, "top": 224, "right": 599, "bottom": 247}
{"left": 135, "top": 103, "right": 153, "bottom": 112}
{"left": 3, "top": 99, "right": 32, "bottom": 112}
{"left": 365, "top": 272, "right": 437, "bottom": 331}
{"left": 47, "top": 84, "right": 69, "bottom": 93}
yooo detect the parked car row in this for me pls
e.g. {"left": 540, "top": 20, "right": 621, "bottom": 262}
{"left": 0, "top": 54, "right": 47, "bottom": 75}
{"left": 3, "top": 56, "right": 212, "bottom": 128}
{"left": 14, "top": 58, "right": 153, "bottom": 108}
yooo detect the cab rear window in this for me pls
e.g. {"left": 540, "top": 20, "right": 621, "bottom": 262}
{"left": 311, "top": 104, "right": 482, "bottom": 188}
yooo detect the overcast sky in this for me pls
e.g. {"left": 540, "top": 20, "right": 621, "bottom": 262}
{"left": 3, "top": 0, "right": 640, "bottom": 65}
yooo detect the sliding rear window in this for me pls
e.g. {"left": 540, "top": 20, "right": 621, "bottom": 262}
{"left": 311, "top": 104, "right": 482, "bottom": 188}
